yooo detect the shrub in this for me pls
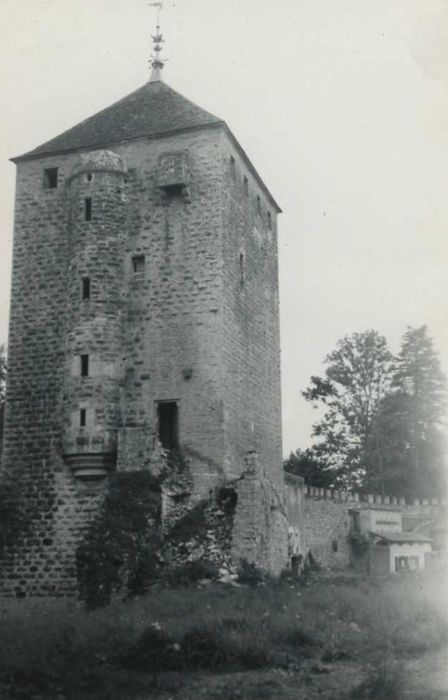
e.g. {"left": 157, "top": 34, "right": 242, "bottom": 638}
{"left": 236, "top": 560, "right": 266, "bottom": 586}
{"left": 160, "top": 559, "right": 219, "bottom": 587}
{"left": 76, "top": 471, "right": 162, "bottom": 609}
{"left": 121, "top": 626, "right": 180, "bottom": 672}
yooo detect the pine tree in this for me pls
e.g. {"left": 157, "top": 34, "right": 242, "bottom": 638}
{"left": 375, "top": 326, "right": 447, "bottom": 498}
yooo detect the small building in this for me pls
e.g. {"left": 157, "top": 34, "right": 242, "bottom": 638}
{"left": 369, "top": 531, "right": 433, "bottom": 575}
{"left": 350, "top": 505, "right": 402, "bottom": 535}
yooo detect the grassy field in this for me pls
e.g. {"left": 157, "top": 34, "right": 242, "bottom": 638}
{"left": 0, "top": 572, "right": 447, "bottom": 699}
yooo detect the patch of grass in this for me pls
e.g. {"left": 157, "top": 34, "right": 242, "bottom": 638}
{"left": 352, "top": 659, "right": 405, "bottom": 699}
{"left": 159, "top": 559, "right": 219, "bottom": 587}
{"left": 0, "top": 574, "right": 447, "bottom": 698}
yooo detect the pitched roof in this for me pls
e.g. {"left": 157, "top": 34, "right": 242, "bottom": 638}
{"left": 13, "top": 79, "right": 281, "bottom": 212}
{"left": 14, "top": 80, "right": 223, "bottom": 162}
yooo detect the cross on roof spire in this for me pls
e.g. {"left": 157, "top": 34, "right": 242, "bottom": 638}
{"left": 148, "top": 2, "right": 165, "bottom": 82}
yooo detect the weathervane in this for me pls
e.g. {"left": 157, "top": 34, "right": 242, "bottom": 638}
{"left": 148, "top": 2, "right": 165, "bottom": 82}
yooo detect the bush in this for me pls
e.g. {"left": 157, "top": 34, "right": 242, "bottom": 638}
{"left": 159, "top": 559, "right": 219, "bottom": 587}
{"left": 121, "top": 626, "right": 180, "bottom": 672}
{"left": 236, "top": 560, "right": 266, "bottom": 586}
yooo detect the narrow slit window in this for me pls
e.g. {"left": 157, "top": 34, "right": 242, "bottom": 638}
{"left": 267, "top": 211, "right": 272, "bottom": 230}
{"left": 230, "top": 155, "right": 236, "bottom": 179}
{"left": 256, "top": 195, "right": 261, "bottom": 212}
{"left": 82, "top": 278, "right": 91, "bottom": 300}
{"left": 80, "top": 354, "right": 89, "bottom": 377}
{"left": 84, "top": 197, "right": 92, "bottom": 221}
{"left": 243, "top": 176, "right": 249, "bottom": 196}
{"left": 239, "top": 252, "right": 245, "bottom": 286}
{"left": 157, "top": 401, "right": 179, "bottom": 450}
{"left": 80, "top": 408, "right": 86, "bottom": 427}
{"left": 43, "top": 167, "right": 58, "bottom": 189}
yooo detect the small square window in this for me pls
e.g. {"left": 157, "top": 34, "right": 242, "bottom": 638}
{"left": 43, "top": 167, "right": 58, "bottom": 189}
{"left": 84, "top": 198, "right": 92, "bottom": 222}
{"left": 80, "top": 354, "right": 89, "bottom": 377}
{"left": 132, "top": 255, "right": 145, "bottom": 276}
{"left": 82, "top": 278, "right": 91, "bottom": 300}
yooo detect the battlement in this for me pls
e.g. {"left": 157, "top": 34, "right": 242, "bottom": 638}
{"left": 302, "top": 484, "right": 446, "bottom": 510}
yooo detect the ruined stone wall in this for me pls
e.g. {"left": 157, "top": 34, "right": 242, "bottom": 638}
{"left": 231, "top": 453, "right": 289, "bottom": 575}
{"left": 221, "top": 133, "right": 283, "bottom": 489}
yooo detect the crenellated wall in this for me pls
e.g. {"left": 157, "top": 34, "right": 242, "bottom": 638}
{"left": 284, "top": 477, "right": 447, "bottom": 570}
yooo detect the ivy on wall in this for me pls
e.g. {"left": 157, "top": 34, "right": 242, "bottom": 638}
{"left": 76, "top": 471, "right": 162, "bottom": 609}
{"left": 0, "top": 477, "right": 30, "bottom": 559}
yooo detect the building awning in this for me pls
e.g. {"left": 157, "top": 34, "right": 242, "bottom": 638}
{"left": 369, "top": 531, "right": 432, "bottom": 544}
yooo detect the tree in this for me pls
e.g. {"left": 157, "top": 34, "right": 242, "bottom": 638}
{"left": 371, "top": 326, "right": 447, "bottom": 498}
{"left": 0, "top": 345, "right": 6, "bottom": 455}
{"left": 284, "top": 448, "right": 335, "bottom": 488}
{"left": 302, "top": 330, "right": 394, "bottom": 489}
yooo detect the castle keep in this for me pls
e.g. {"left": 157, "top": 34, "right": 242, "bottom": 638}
{"left": 0, "top": 50, "right": 287, "bottom": 596}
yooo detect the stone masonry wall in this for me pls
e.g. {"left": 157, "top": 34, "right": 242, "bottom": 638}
{"left": 221, "top": 133, "right": 283, "bottom": 490}
{"left": 303, "top": 496, "right": 352, "bottom": 569}
{"left": 114, "top": 128, "right": 226, "bottom": 494}
{"left": 1, "top": 120, "right": 285, "bottom": 595}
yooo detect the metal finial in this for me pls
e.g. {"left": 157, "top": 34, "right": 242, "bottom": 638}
{"left": 148, "top": 2, "right": 165, "bottom": 82}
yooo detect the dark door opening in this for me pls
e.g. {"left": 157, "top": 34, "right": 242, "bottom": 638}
{"left": 157, "top": 401, "right": 179, "bottom": 450}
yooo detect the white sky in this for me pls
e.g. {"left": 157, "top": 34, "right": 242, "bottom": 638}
{"left": 0, "top": 0, "right": 447, "bottom": 456}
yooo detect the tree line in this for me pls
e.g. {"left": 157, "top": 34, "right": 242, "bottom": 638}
{"left": 285, "top": 326, "right": 447, "bottom": 499}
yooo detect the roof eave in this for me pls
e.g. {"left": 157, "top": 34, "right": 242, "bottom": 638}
{"left": 11, "top": 121, "right": 282, "bottom": 214}
{"left": 10, "top": 120, "right": 225, "bottom": 164}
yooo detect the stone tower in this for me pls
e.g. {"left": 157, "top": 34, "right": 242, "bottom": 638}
{"left": 1, "top": 49, "right": 284, "bottom": 596}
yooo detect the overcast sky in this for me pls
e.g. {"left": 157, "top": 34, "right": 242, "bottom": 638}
{"left": 0, "top": 0, "right": 447, "bottom": 455}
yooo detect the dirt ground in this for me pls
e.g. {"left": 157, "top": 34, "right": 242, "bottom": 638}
{"left": 129, "top": 647, "right": 448, "bottom": 700}
{"left": 403, "top": 646, "right": 448, "bottom": 699}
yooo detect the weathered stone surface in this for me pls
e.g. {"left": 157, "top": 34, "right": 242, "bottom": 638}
{"left": 1, "top": 98, "right": 284, "bottom": 596}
